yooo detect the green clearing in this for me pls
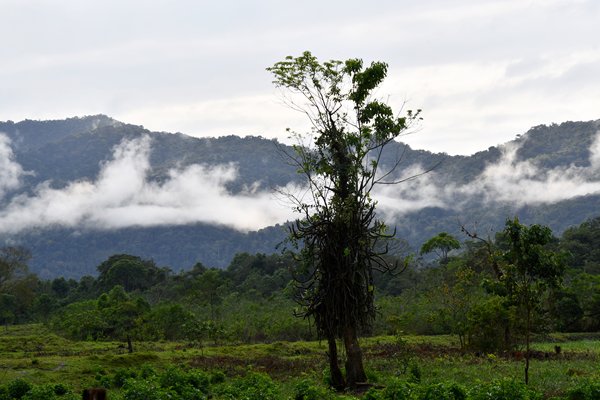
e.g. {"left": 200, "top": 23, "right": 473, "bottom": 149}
{"left": 1, "top": 324, "right": 599, "bottom": 399}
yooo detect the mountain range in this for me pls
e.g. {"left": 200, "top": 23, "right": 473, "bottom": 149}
{"left": 0, "top": 115, "right": 599, "bottom": 278}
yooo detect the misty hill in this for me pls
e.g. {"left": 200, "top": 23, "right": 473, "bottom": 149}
{"left": 0, "top": 115, "right": 599, "bottom": 278}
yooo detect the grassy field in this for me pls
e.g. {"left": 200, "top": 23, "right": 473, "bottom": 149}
{"left": 1, "top": 324, "right": 600, "bottom": 399}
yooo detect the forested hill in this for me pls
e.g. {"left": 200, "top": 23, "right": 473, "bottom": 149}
{"left": 0, "top": 115, "right": 599, "bottom": 278}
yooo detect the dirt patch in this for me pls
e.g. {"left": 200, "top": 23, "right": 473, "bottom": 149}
{"left": 366, "top": 342, "right": 463, "bottom": 359}
{"left": 189, "top": 354, "right": 322, "bottom": 378}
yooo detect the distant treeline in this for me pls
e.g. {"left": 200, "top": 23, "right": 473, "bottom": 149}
{"left": 2, "top": 216, "right": 600, "bottom": 351}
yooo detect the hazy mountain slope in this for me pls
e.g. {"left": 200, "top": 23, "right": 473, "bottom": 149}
{"left": 0, "top": 116, "right": 599, "bottom": 278}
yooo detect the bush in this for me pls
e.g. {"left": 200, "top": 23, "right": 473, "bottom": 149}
{"left": 294, "top": 379, "right": 333, "bottom": 400}
{"left": 210, "top": 371, "right": 226, "bottom": 384}
{"left": 467, "top": 296, "right": 514, "bottom": 353}
{"left": 53, "top": 383, "right": 69, "bottom": 396}
{"left": 221, "top": 372, "right": 279, "bottom": 400}
{"left": 113, "top": 367, "right": 137, "bottom": 388}
{"left": 158, "top": 366, "right": 210, "bottom": 396}
{"left": 122, "top": 378, "right": 174, "bottom": 400}
{"left": 418, "top": 382, "right": 466, "bottom": 400}
{"left": 565, "top": 379, "right": 600, "bottom": 400}
{"left": 7, "top": 379, "right": 32, "bottom": 399}
{"left": 139, "top": 364, "right": 156, "bottom": 379}
{"left": 22, "top": 385, "right": 58, "bottom": 400}
{"left": 469, "top": 378, "right": 542, "bottom": 400}
{"left": 0, "top": 387, "right": 10, "bottom": 400}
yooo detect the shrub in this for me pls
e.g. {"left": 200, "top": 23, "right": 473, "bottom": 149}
{"left": 418, "top": 382, "right": 466, "bottom": 400}
{"left": 210, "top": 371, "right": 226, "bottom": 384}
{"left": 469, "top": 378, "right": 542, "bottom": 400}
{"left": 467, "top": 296, "right": 514, "bottom": 353}
{"left": 409, "top": 363, "right": 422, "bottom": 384}
{"left": 221, "top": 372, "right": 279, "bottom": 400}
{"left": 22, "top": 385, "right": 58, "bottom": 400}
{"left": 294, "top": 379, "right": 333, "bottom": 400}
{"left": 53, "top": 383, "right": 69, "bottom": 396}
{"left": 7, "top": 379, "right": 32, "bottom": 399}
{"left": 158, "top": 366, "right": 210, "bottom": 396}
{"left": 0, "top": 386, "right": 10, "bottom": 400}
{"left": 122, "top": 378, "right": 174, "bottom": 400}
{"left": 113, "top": 367, "right": 137, "bottom": 388}
{"left": 139, "top": 363, "right": 156, "bottom": 379}
{"left": 565, "top": 379, "right": 600, "bottom": 400}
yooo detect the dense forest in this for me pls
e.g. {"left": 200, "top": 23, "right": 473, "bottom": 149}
{"left": 3, "top": 216, "right": 600, "bottom": 349}
{"left": 3, "top": 116, "right": 600, "bottom": 398}
{"left": 3, "top": 216, "right": 600, "bottom": 398}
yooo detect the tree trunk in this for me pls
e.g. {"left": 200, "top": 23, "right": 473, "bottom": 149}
{"left": 343, "top": 325, "right": 367, "bottom": 387}
{"left": 327, "top": 336, "right": 345, "bottom": 390}
{"left": 525, "top": 305, "right": 530, "bottom": 385}
{"left": 127, "top": 334, "right": 133, "bottom": 353}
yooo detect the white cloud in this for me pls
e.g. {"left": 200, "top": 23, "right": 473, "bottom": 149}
{"left": 3, "top": 129, "right": 600, "bottom": 234}
{"left": 0, "top": 133, "right": 24, "bottom": 199}
{"left": 0, "top": 136, "right": 293, "bottom": 234}
{"left": 376, "top": 131, "right": 600, "bottom": 221}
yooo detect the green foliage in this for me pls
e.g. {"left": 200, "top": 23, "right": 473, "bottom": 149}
{"left": 269, "top": 50, "right": 421, "bottom": 388}
{"left": 466, "top": 296, "right": 514, "bottom": 352}
{"left": 97, "top": 254, "right": 169, "bottom": 292}
{"left": 113, "top": 367, "right": 138, "bottom": 388}
{"left": 122, "top": 378, "right": 176, "bottom": 400}
{"left": 159, "top": 366, "right": 210, "bottom": 396}
{"left": 21, "top": 384, "right": 76, "bottom": 400}
{"left": 294, "top": 379, "right": 334, "bottom": 400}
{"left": 0, "top": 247, "right": 37, "bottom": 324}
{"left": 420, "top": 233, "right": 461, "bottom": 262}
{"left": 116, "top": 367, "right": 212, "bottom": 400}
{"left": 142, "top": 303, "right": 195, "bottom": 340}
{"left": 565, "top": 379, "right": 600, "bottom": 400}
{"left": 419, "top": 382, "right": 466, "bottom": 400}
{"left": 52, "top": 384, "right": 69, "bottom": 396}
{"left": 364, "top": 379, "right": 416, "bottom": 400}
{"left": 220, "top": 372, "right": 279, "bottom": 400}
{"left": 7, "top": 379, "right": 32, "bottom": 399}
{"left": 501, "top": 218, "right": 566, "bottom": 383}
{"left": 469, "top": 379, "right": 542, "bottom": 400}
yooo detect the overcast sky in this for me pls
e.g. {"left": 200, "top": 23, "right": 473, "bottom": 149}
{"left": 1, "top": 0, "right": 599, "bottom": 155}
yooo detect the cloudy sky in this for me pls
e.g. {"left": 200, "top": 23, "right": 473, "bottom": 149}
{"left": 1, "top": 0, "right": 599, "bottom": 155}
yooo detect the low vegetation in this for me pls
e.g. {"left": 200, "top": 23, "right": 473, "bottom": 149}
{"left": 2, "top": 216, "right": 600, "bottom": 397}
{"left": 1, "top": 325, "right": 600, "bottom": 399}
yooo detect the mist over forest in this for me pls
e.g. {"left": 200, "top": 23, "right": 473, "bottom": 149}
{"left": 0, "top": 115, "right": 599, "bottom": 278}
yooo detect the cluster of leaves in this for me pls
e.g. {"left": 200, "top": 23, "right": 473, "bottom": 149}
{"left": 0, "top": 379, "right": 76, "bottom": 400}
{"left": 364, "top": 378, "right": 542, "bottom": 400}
{"left": 96, "top": 366, "right": 278, "bottom": 400}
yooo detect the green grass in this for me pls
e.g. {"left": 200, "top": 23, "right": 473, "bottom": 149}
{"left": 1, "top": 324, "right": 600, "bottom": 398}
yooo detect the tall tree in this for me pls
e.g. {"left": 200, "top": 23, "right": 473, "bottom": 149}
{"left": 268, "top": 51, "right": 422, "bottom": 389}
{"left": 0, "top": 247, "right": 37, "bottom": 324}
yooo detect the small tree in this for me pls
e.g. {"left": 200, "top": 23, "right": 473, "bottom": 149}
{"left": 268, "top": 51, "right": 422, "bottom": 389}
{"left": 502, "top": 217, "right": 566, "bottom": 384}
{"left": 98, "top": 285, "right": 149, "bottom": 352}
{"left": 420, "top": 232, "right": 460, "bottom": 263}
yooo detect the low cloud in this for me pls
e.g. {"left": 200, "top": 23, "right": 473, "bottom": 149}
{"left": 0, "top": 133, "right": 24, "bottom": 199}
{"left": 376, "top": 131, "right": 600, "bottom": 221}
{"left": 0, "top": 136, "right": 293, "bottom": 234}
{"left": 2, "top": 131, "right": 600, "bottom": 235}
